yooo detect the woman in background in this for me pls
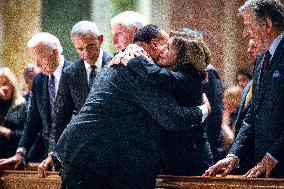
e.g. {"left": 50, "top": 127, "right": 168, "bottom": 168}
{"left": 0, "top": 67, "right": 27, "bottom": 159}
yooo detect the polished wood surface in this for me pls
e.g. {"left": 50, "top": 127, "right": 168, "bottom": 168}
{"left": 1, "top": 163, "right": 284, "bottom": 189}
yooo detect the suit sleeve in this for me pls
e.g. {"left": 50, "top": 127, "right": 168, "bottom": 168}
{"left": 3, "top": 103, "right": 27, "bottom": 144}
{"left": 229, "top": 87, "right": 255, "bottom": 162}
{"left": 127, "top": 57, "right": 187, "bottom": 90}
{"left": 116, "top": 66, "right": 203, "bottom": 130}
{"left": 18, "top": 79, "right": 43, "bottom": 152}
{"left": 49, "top": 71, "right": 74, "bottom": 153}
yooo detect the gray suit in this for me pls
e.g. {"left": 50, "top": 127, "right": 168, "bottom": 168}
{"left": 49, "top": 52, "right": 112, "bottom": 153}
{"left": 55, "top": 62, "right": 204, "bottom": 189}
{"left": 230, "top": 37, "right": 284, "bottom": 177}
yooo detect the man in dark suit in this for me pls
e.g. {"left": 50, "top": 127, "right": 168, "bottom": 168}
{"left": 55, "top": 62, "right": 211, "bottom": 189}
{"left": 37, "top": 21, "right": 113, "bottom": 177}
{"left": 0, "top": 32, "right": 71, "bottom": 167}
{"left": 204, "top": 0, "right": 284, "bottom": 178}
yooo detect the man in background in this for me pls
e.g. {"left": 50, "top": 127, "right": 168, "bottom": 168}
{"left": 0, "top": 32, "right": 70, "bottom": 167}
{"left": 38, "top": 21, "right": 112, "bottom": 177}
{"left": 111, "top": 11, "right": 147, "bottom": 52}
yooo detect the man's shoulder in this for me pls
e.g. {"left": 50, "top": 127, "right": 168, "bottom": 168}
{"left": 63, "top": 59, "right": 84, "bottom": 73}
{"left": 102, "top": 51, "right": 113, "bottom": 67}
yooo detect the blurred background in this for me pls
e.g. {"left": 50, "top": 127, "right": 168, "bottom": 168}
{"left": 1, "top": 0, "right": 277, "bottom": 89}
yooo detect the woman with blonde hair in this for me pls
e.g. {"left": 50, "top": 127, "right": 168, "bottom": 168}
{"left": 221, "top": 85, "right": 243, "bottom": 152}
{"left": 0, "top": 67, "right": 27, "bottom": 159}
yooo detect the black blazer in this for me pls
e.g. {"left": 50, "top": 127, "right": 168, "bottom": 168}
{"left": 203, "top": 64, "right": 224, "bottom": 162}
{"left": 18, "top": 60, "right": 71, "bottom": 162}
{"left": 0, "top": 102, "right": 27, "bottom": 158}
{"left": 49, "top": 52, "right": 112, "bottom": 153}
{"left": 55, "top": 63, "right": 204, "bottom": 189}
{"left": 230, "top": 37, "right": 284, "bottom": 177}
{"left": 127, "top": 57, "right": 213, "bottom": 176}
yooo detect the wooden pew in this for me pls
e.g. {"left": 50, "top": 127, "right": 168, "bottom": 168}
{"left": 1, "top": 164, "right": 284, "bottom": 189}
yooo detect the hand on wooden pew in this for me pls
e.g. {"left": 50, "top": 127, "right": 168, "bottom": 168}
{"left": 0, "top": 152, "right": 24, "bottom": 169}
{"left": 244, "top": 154, "right": 277, "bottom": 178}
{"left": 202, "top": 156, "right": 238, "bottom": 177}
{"left": 38, "top": 155, "right": 54, "bottom": 177}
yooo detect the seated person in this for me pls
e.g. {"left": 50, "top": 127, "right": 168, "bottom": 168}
{"left": 22, "top": 63, "right": 39, "bottom": 101}
{"left": 235, "top": 69, "right": 252, "bottom": 89}
{"left": 0, "top": 67, "right": 27, "bottom": 159}
{"left": 221, "top": 86, "right": 243, "bottom": 153}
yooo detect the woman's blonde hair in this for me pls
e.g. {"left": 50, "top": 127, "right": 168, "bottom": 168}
{"left": 0, "top": 67, "right": 25, "bottom": 109}
{"left": 170, "top": 31, "right": 210, "bottom": 83}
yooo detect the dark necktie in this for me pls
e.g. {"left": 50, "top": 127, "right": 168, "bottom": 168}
{"left": 89, "top": 65, "right": 97, "bottom": 89}
{"left": 48, "top": 74, "right": 56, "bottom": 121}
{"left": 262, "top": 50, "right": 271, "bottom": 80}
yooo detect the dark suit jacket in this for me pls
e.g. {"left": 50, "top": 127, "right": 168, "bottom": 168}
{"left": 0, "top": 102, "right": 27, "bottom": 159}
{"left": 126, "top": 58, "right": 213, "bottom": 176}
{"left": 232, "top": 80, "right": 255, "bottom": 174}
{"left": 203, "top": 64, "right": 224, "bottom": 162}
{"left": 230, "top": 37, "right": 284, "bottom": 177}
{"left": 49, "top": 52, "right": 112, "bottom": 153}
{"left": 55, "top": 62, "right": 204, "bottom": 189}
{"left": 18, "top": 60, "right": 70, "bottom": 162}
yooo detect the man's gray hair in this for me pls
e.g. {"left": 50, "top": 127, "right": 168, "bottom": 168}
{"left": 71, "top": 21, "right": 101, "bottom": 38}
{"left": 110, "top": 11, "right": 147, "bottom": 29}
{"left": 27, "top": 32, "right": 63, "bottom": 54}
{"left": 239, "top": 0, "right": 284, "bottom": 31}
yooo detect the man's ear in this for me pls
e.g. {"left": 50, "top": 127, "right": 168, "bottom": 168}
{"left": 98, "top": 35, "right": 104, "bottom": 43}
{"left": 264, "top": 18, "right": 273, "bottom": 33}
{"left": 150, "top": 38, "right": 158, "bottom": 50}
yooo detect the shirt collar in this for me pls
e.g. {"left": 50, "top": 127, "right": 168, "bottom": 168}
{"left": 268, "top": 31, "right": 284, "bottom": 57}
{"left": 84, "top": 48, "right": 103, "bottom": 72}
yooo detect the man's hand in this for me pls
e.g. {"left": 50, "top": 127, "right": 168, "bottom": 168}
{"left": 203, "top": 156, "right": 238, "bottom": 177}
{"left": 38, "top": 155, "right": 54, "bottom": 177}
{"left": 202, "top": 93, "right": 211, "bottom": 114}
{"left": 108, "top": 44, "right": 150, "bottom": 67}
{"left": 244, "top": 154, "right": 277, "bottom": 178}
{"left": 0, "top": 153, "right": 24, "bottom": 169}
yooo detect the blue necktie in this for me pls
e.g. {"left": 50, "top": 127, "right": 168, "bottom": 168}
{"left": 48, "top": 74, "right": 56, "bottom": 121}
{"left": 89, "top": 65, "right": 97, "bottom": 89}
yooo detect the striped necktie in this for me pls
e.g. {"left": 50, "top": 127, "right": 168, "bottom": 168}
{"left": 48, "top": 74, "right": 56, "bottom": 121}
{"left": 244, "top": 84, "right": 252, "bottom": 107}
{"left": 89, "top": 65, "right": 97, "bottom": 89}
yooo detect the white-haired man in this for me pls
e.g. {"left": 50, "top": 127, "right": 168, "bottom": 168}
{"left": 111, "top": 11, "right": 147, "bottom": 52}
{"left": 0, "top": 32, "right": 71, "bottom": 168}
{"left": 37, "top": 21, "right": 113, "bottom": 177}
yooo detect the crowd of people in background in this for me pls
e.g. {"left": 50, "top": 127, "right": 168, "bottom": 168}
{"left": 0, "top": 0, "right": 284, "bottom": 188}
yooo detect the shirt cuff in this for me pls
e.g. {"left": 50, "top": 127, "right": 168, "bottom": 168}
{"left": 198, "top": 105, "right": 209, "bottom": 122}
{"left": 16, "top": 147, "right": 26, "bottom": 156}
{"left": 266, "top": 152, "right": 279, "bottom": 164}
{"left": 226, "top": 153, "right": 240, "bottom": 168}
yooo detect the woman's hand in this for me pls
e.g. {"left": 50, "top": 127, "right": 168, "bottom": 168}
{"left": 0, "top": 125, "right": 11, "bottom": 139}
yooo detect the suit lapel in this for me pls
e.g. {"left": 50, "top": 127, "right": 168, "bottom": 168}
{"left": 76, "top": 59, "right": 90, "bottom": 93}
{"left": 40, "top": 75, "right": 52, "bottom": 134}
{"left": 256, "top": 39, "right": 284, "bottom": 111}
